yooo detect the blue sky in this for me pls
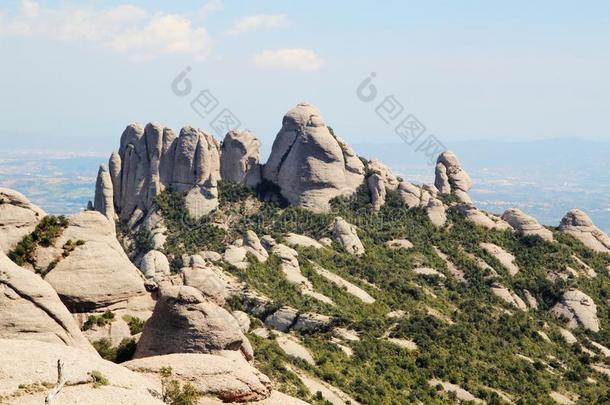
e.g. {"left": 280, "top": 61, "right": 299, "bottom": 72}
{"left": 1, "top": 0, "right": 609, "bottom": 154}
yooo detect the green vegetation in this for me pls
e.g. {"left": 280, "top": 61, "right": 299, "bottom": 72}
{"left": 133, "top": 228, "right": 155, "bottom": 255}
{"left": 82, "top": 311, "right": 115, "bottom": 331}
{"left": 139, "top": 184, "right": 610, "bottom": 403}
{"left": 123, "top": 315, "right": 145, "bottom": 335}
{"left": 89, "top": 370, "right": 109, "bottom": 387}
{"left": 92, "top": 337, "right": 137, "bottom": 363}
{"left": 8, "top": 215, "right": 69, "bottom": 268}
{"left": 218, "top": 180, "right": 255, "bottom": 205}
{"left": 160, "top": 366, "right": 200, "bottom": 405}
{"left": 154, "top": 187, "right": 226, "bottom": 269}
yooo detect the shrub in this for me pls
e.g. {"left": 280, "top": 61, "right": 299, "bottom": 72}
{"left": 8, "top": 215, "right": 69, "bottom": 267}
{"left": 89, "top": 370, "right": 109, "bottom": 387}
{"left": 160, "top": 366, "right": 200, "bottom": 405}
{"left": 82, "top": 311, "right": 115, "bottom": 331}
{"left": 123, "top": 315, "right": 145, "bottom": 335}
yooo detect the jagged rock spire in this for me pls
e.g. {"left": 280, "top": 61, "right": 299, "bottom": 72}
{"left": 435, "top": 151, "right": 472, "bottom": 203}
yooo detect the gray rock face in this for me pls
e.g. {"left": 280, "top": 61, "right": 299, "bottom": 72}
{"left": 93, "top": 164, "right": 116, "bottom": 223}
{"left": 559, "top": 209, "right": 610, "bottom": 253}
{"left": 366, "top": 159, "right": 399, "bottom": 211}
{"left": 40, "top": 211, "right": 147, "bottom": 311}
{"left": 501, "top": 208, "right": 554, "bottom": 242}
{"left": 220, "top": 129, "right": 262, "bottom": 188}
{"left": 134, "top": 285, "right": 253, "bottom": 360}
{"left": 551, "top": 289, "right": 599, "bottom": 332}
{"left": 332, "top": 217, "right": 365, "bottom": 255}
{"left": 95, "top": 122, "right": 221, "bottom": 227}
{"left": 0, "top": 251, "right": 94, "bottom": 352}
{"left": 0, "top": 188, "right": 46, "bottom": 253}
{"left": 263, "top": 102, "right": 365, "bottom": 213}
{"left": 434, "top": 151, "right": 472, "bottom": 203}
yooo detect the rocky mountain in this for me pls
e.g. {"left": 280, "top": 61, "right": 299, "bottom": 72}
{"left": 1, "top": 102, "right": 610, "bottom": 404}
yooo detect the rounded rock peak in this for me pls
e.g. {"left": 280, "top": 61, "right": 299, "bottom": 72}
{"left": 560, "top": 208, "right": 593, "bottom": 228}
{"left": 282, "top": 101, "right": 326, "bottom": 128}
{"left": 437, "top": 150, "right": 460, "bottom": 166}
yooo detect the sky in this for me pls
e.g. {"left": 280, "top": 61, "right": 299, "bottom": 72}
{"left": 1, "top": 0, "right": 609, "bottom": 155}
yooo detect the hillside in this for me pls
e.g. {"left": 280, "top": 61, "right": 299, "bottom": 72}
{"left": 1, "top": 102, "right": 609, "bottom": 405}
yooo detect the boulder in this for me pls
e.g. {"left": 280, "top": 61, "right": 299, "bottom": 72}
{"left": 243, "top": 230, "right": 269, "bottom": 262}
{"left": 426, "top": 199, "right": 447, "bottom": 227}
{"left": 398, "top": 182, "right": 433, "bottom": 209}
{"left": 224, "top": 245, "right": 249, "bottom": 269}
{"left": 0, "top": 188, "right": 46, "bottom": 253}
{"left": 270, "top": 244, "right": 311, "bottom": 287}
{"left": 124, "top": 353, "right": 272, "bottom": 402}
{"left": 480, "top": 242, "right": 520, "bottom": 276}
{"left": 264, "top": 306, "right": 299, "bottom": 332}
{"left": 0, "top": 251, "right": 94, "bottom": 352}
{"left": 93, "top": 164, "right": 115, "bottom": 223}
{"left": 263, "top": 102, "right": 365, "bottom": 213}
{"left": 220, "top": 129, "right": 262, "bottom": 188}
{"left": 490, "top": 283, "right": 528, "bottom": 311}
{"left": 232, "top": 311, "right": 251, "bottom": 333}
{"left": 434, "top": 151, "right": 472, "bottom": 203}
{"left": 182, "top": 261, "right": 228, "bottom": 306}
{"left": 134, "top": 285, "right": 253, "bottom": 360}
{"left": 283, "top": 233, "right": 324, "bottom": 249}
{"left": 293, "top": 313, "right": 332, "bottom": 332}
{"left": 501, "top": 208, "right": 554, "bottom": 242}
{"left": 385, "top": 239, "right": 414, "bottom": 250}
{"left": 456, "top": 204, "right": 511, "bottom": 230}
{"left": 40, "top": 211, "right": 147, "bottom": 311}
{"left": 139, "top": 250, "right": 170, "bottom": 282}
{"left": 550, "top": 289, "right": 599, "bottom": 332}
{"left": 0, "top": 338, "right": 163, "bottom": 404}
{"left": 332, "top": 217, "right": 365, "bottom": 255}
{"left": 559, "top": 209, "right": 610, "bottom": 253}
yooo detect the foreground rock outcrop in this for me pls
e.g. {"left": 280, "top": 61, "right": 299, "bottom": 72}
{"left": 134, "top": 285, "right": 253, "bottom": 360}
{"left": 39, "top": 211, "right": 147, "bottom": 311}
{"left": 0, "top": 188, "right": 46, "bottom": 253}
{"left": 0, "top": 251, "right": 94, "bottom": 352}
{"left": 263, "top": 102, "right": 365, "bottom": 213}
{"left": 0, "top": 338, "right": 162, "bottom": 404}
{"left": 559, "top": 209, "right": 610, "bottom": 253}
{"left": 125, "top": 353, "right": 272, "bottom": 402}
{"left": 434, "top": 151, "right": 472, "bottom": 203}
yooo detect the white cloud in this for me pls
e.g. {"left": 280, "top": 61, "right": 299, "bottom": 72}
{"left": 20, "top": 0, "right": 39, "bottom": 18}
{"left": 253, "top": 48, "right": 324, "bottom": 71}
{"left": 0, "top": 1, "right": 213, "bottom": 61}
{"left": 199, "top": 0, "right": 223, "bottom": 18}
{"left": 228, "top": 14, "right": 289, "bottom": 35}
